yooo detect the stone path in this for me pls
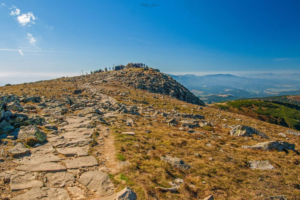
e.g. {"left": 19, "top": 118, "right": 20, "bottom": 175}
{"left": 1, "top": 115, "right": 117, "bottom": 199}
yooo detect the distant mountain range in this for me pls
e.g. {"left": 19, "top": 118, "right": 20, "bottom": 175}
{"left": 245, "top": 73, "right": 300, "bottom": 81}
{"left": 169, "top": 74, "right": 300, "bottom": 103}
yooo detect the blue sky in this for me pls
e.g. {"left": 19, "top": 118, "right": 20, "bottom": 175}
{"left": 0, "top": 0, "right": 300, "bottom": 85}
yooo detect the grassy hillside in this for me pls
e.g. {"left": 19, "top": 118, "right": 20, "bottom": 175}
{"left": 258, "top": 95, "right": 300, "bottom": 106}
{"left": 215, "top": 99, "right": 300, "bottom": 130}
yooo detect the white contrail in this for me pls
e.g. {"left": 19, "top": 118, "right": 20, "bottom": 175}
{"left": 18, "top": 49, "right": 24, "bottom": 56}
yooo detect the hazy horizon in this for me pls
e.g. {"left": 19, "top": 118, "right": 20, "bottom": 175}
{"left": 1, "top": 0, "right": 300, "bottom": 85}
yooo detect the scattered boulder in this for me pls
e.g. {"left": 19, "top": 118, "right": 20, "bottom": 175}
{"left": 286, "top": 129, "right": 300, "bottom": 136}
{"left": 230, "top": 125, "right": 269, "bottom": 139}
{"left": 242, "top": 141, "right": 295, "bottom": 151}
{"left": 267, "top": 195, "right": 287, "bottom": 200}
{"left": 6, "top": 102, "right": 23, "bottom": 112}
{"left": 73, "top": 89, "right": 82, "bottom": 94}
{"left": 155, "top": 186, "right": 177, "bottom": 193}
{"left": 249, "top": 160, "right": 274, "bottom": 170}
{"left": 18, "top": 125, "right": 47, "bottom": 145}
{"left": 121, "top": 132, "right": 135, "bottom": 136}
{"left": 161, "top": 155, "right": 191, "bottom": 170}
{"left": 278, "top": 133, "right": 287, "bottom": 138}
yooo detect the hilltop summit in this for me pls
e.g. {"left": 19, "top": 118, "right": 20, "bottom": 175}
{"left": 90, "top": 67, "right": 204, "bottom": 106}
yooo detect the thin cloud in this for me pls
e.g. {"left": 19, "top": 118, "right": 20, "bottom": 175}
{"left": 0, "top": 3, "right": 5, "bottom": 7}
{"left": 18, "top": 49, "right": 24, "bottom": 56}
{"left": 10, "top": 7, "right": 20, "bottom": 15}
{"left": 27, "top": 33, "right": 36, "bottom": 44}
{"left": 273, "top": 58, "right": 289, "bottom": 61}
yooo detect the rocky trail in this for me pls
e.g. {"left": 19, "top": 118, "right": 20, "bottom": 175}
{"left": 0, "top": 88, "right": 137, "bottom": 199}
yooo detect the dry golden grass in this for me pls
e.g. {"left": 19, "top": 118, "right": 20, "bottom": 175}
{"left": 1, "top": 70, "right": 300, "bottom": 199}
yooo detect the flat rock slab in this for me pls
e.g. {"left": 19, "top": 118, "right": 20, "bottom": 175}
{"left": 16, "top": 162, "right": 67, "bottom": 172}
{"left": 249, "top": 160, "right": 275, "bottom": 170}
{"left": 62, "top": 131, "right": 92, "bottom": 139}
{"left": 48, "top": 136, "right": 68, "bottom": 147}
{"left": 31, "top": 143, "right": 55, "bottom": 154}
{"left": 57, "top": 146, "right": 89, "bottom": 157}
{"left": 64, "top": 138, "right": 92, "bottom": 147}
{"left": 46, "top": 172, "right": 75, "bottom": 187}
{"left": 11, "top": 187, "right": 70, "bottom": 200}
{"left": 11, "top": 179, "right": 43, "bottom": 191}
{"left": 63, "top": 156, "right": 98, "bottom": 169}
{"left": 78, "top": 171, "right": 114, "bottom": 197}
{"left": 10, "top": 171, "right": 43, "bottom": 191}
{"left": 15, "top": 154, "right": 63, "bottom": 165}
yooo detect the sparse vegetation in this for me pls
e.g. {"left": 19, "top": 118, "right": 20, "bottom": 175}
{"left": 1, "top": 68, "right": 300, "bottom": 199}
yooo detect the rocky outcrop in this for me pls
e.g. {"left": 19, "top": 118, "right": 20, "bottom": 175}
{"left": 93, "top": 68, "right": 205, "bottom": 106}
{"left": 230, "top": 125, "right": 269, "bottom": 139}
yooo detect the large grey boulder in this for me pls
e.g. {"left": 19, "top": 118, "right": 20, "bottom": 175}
{"left": 230, "top": 125, "right": 269, "bottom": 139}
{"left": 242, "top": 141, "right": 295, "bottom": 151}
{"left": 6, "top": 102, "right": 23, "bottom": 112}
{"left": 161, "top": 155, "right": 191, "bottom": 170}
{"left": 78, "top": 171, "right": 114, "bottom": 197}
{"left": 18, "top": 125, "right": 47, "bottom": 145}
